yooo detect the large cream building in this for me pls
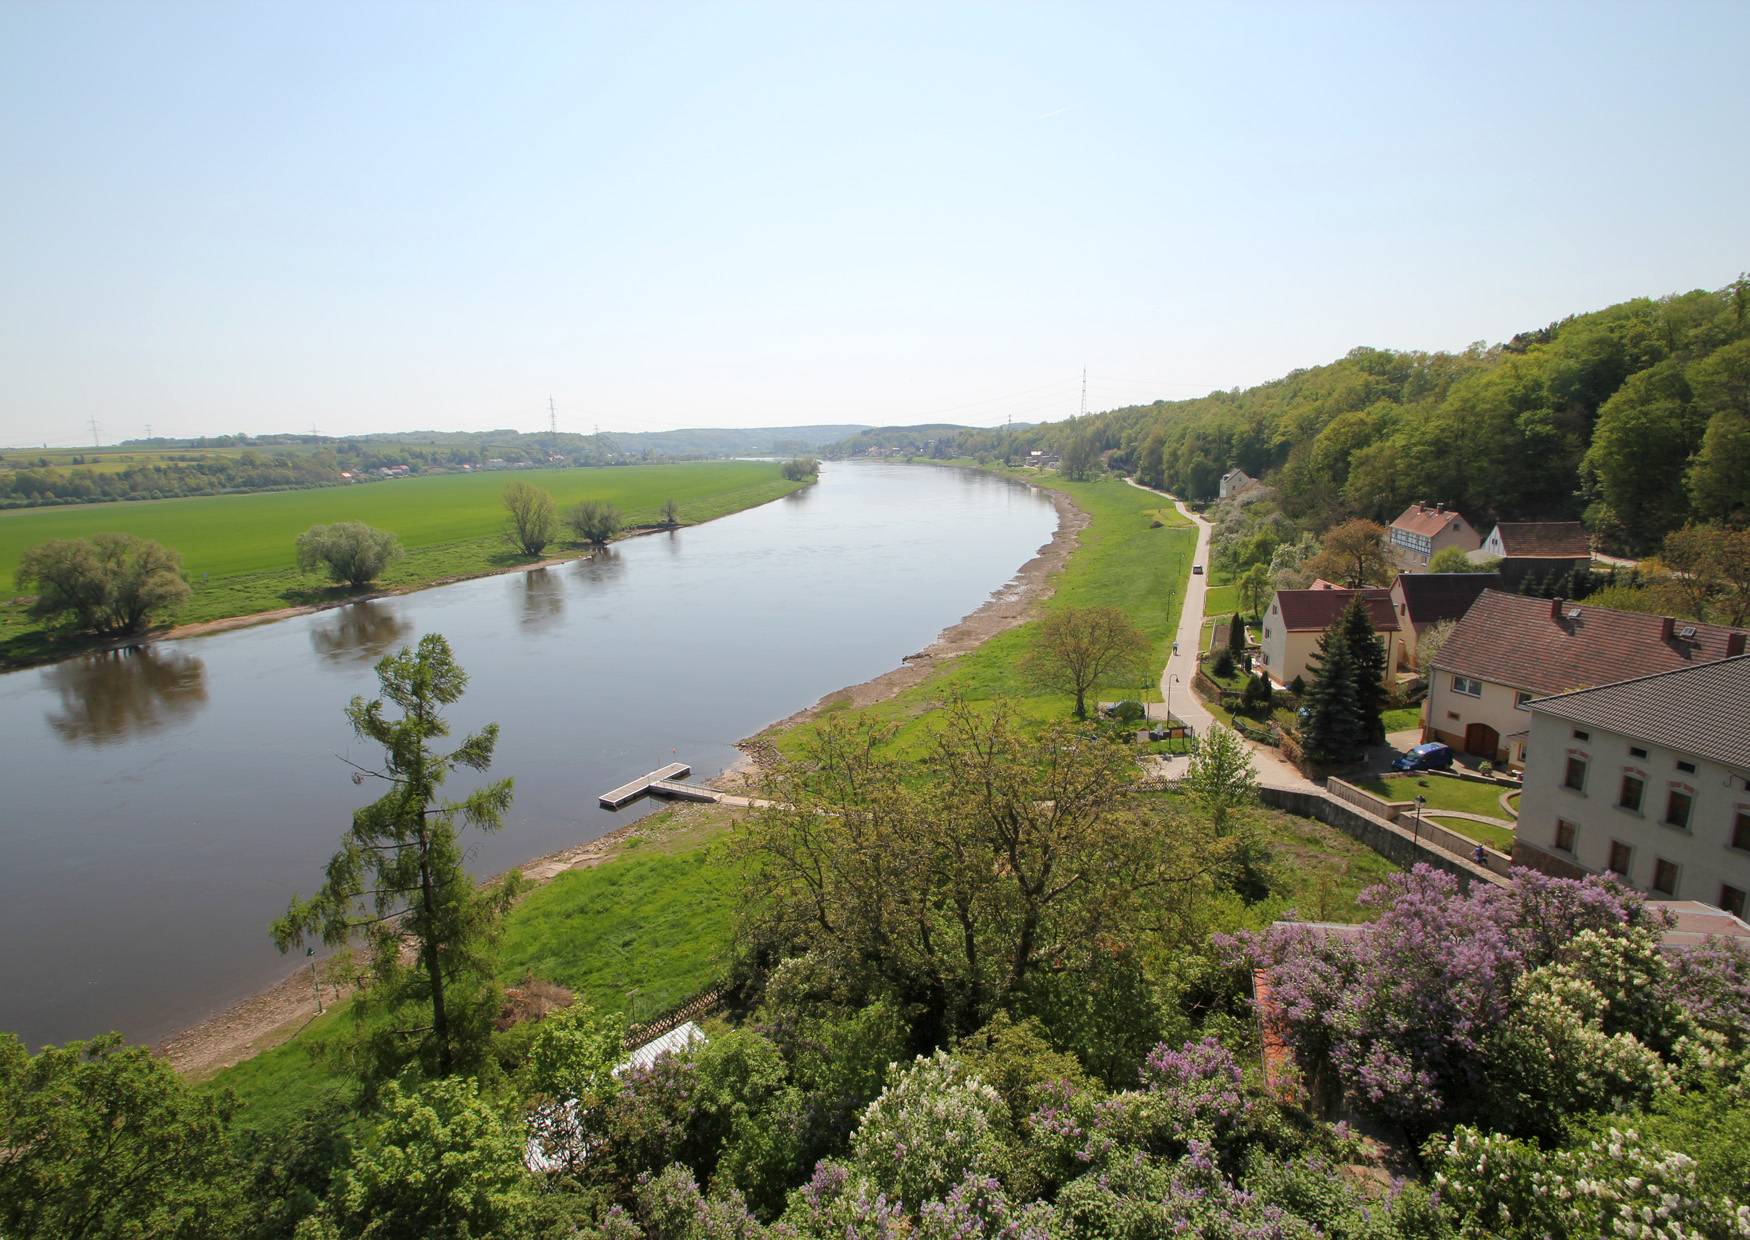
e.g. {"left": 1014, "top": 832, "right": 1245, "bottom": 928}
{"left": 1260, "top": 588, "right": 1399, "bottom": 689}
{"left": 1516, "top": 655, "right": 1750, "bottom": 918}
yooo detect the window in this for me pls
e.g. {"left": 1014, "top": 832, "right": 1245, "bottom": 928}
{"left": 1514, "top": 691, "right": 1532, "bottom": 710}
{"left": 1451, "top": 675, "right": 1482, "bottom": 697}
{"left": 1722, "top": 885, "right": 1747, "bottom": 920}
{"left": 1732, "top": 811, "right": 1750, "bottom": 853}
{"left": 1554, "top": 819, "right": 1577, "bottom": 853}
{"left": 1664, "top": 789, "right": 1692, "bottom": 830}
{"left": 1652, "top": 858, "right": 1679, "bottom": 896}
{"left": 1564, "top": 756, "right": 1588, "bottom": 791}
{"left": 1607, "top": 841, "right": 1632, "bottom": 876}
{"left": 1572, "top": 729, "right": 1590, "bottom": 742}
{"left": 1676, "top": 760, "right": 1695, "bottom": 774}
{"left": 1619, "top": 773, "right": 1644, "bottom": 812}
{"left": 1630, "top": 746, "right": 1648, "bottom": 759}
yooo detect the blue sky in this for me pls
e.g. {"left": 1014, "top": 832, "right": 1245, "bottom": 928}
{"left": 2, "top": 1, "right": 1746, "bottom": 445}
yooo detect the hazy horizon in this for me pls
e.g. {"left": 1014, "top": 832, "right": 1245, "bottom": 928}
{"left": 3, "top": 2, "right": 1746, "bottom": 447}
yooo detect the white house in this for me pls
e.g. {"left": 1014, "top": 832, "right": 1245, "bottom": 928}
{"left": 1260, "top": 588, "right": 1399, "bottom": 689}
{"left": 1219, "top": 467, "right": 1256, "bottom": 498}
{"left": 1388, "top": 502, "right": 1481, "bottom": 568}
{"left": 1516, "top": 655, "right": 1750, "bottom": 918}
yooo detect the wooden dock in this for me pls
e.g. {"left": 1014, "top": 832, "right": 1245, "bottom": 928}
{"left": 649, "top": 779, "right": 722, "bottom": 803}
{"left": 599, "top": 762, "right": 692, "bottom": 809}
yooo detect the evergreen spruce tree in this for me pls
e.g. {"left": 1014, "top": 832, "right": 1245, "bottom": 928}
{"left": 1301, "top": 618, "right": 1367, "bottom": 765}
{"left": 1339, "top": 596, "right": 1389, "bottom": 745}
{"left": 1228, "top": 612, "right": 1246, "bottom": 655}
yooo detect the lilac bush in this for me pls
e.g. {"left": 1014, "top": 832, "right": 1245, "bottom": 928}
{"left": 1220, "top": 866, "right": 1679, "bottom": 1133}
{"left": 850, "top": 1051, "right": 1009, "bottom": 1209}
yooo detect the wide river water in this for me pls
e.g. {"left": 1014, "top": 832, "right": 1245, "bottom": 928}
{"left": 0, "top": 462, "right": 1058, "bottom": 1048}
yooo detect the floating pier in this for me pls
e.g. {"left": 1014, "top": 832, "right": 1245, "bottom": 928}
{"left": 599, "top": 762, "right": 692, "bottom": 809}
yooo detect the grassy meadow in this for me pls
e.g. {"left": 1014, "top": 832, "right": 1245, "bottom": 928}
{"left": 0, "top": 461, "right": 803, "bottom": 665}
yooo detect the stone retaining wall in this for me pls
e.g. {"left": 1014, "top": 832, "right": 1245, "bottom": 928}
{"left": 1259, "top": 784, "right": 1504, "bottom": 887}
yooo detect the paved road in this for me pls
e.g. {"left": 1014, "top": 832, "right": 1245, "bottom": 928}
{"left": 1125, "top": 479, "right": 1315, "bottom": 790}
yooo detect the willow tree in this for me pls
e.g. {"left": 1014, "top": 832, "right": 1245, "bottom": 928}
{"left": 273, "top": 634, "right": 516, "bottom": 1078}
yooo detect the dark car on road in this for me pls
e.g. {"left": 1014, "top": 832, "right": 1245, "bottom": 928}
{"left": 1391, "top": 741, "right": 1454, "bottom": 772}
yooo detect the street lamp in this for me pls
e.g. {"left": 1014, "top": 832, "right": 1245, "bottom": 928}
{"left": 1412, "top": 795, "right": 1427, "bottom": 852}
{"left": 1166, "top": 674, "right": 1181, "bottom": 746}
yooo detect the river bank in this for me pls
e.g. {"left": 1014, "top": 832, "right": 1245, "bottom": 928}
{"left": 0, "top": 461, "right": 809, "bottom": 671}
{"left": 155, "top": 465, "right": 1073, "bottom": 1076}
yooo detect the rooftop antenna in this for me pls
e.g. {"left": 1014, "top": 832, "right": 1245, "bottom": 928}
{"left": 548, "top": 396, "right": 557, "bottom": 436}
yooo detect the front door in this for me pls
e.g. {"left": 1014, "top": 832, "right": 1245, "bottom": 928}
{"left": 1464, "top": 722, "right": 1499, "bottom": 759}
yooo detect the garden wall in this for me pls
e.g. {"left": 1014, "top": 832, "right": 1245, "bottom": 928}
{"left": 1258, "top": 784, "right": 1505, "bottom": 887}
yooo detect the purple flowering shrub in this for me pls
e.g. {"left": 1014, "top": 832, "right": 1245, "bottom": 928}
{"left": 916, "top": 1173, "right": 1053, "bottom": 1240}
{"left": 1219, "top": 865, "right": 1706, "bottom": 1133}
{"left": 785, "top": 1160, "right": 909, "bottom": 1239}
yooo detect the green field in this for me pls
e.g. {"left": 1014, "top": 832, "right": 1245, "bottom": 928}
{"left": 0, "top": 461, "right": 803, "bottom": 665}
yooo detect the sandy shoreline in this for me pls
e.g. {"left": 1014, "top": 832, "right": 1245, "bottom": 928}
{"left": 156, "top": 468, "right": 1084, "bottom": 1076}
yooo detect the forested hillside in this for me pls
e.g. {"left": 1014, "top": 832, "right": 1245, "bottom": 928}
{"left": 929, "top": 278, "right": 1750, "bottom": 552}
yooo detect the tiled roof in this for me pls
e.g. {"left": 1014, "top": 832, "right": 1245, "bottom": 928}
{"left": 1392, "top": 503, "right": 1469, "bottom": 537}
{"left": 1433, "top": 589, "right": 1749, "bottom": 696}
{"left": 1393, "top": 572, "right": 1499, "bottom": 627}
{"left": 1526, "top": 654, "right": 1750, "bottom": 771}
{"left": 1273, "top": 588, "right": 1399, "bottom": 633}
{"left": 1490, "top": 521, "right": 1590, "bottom": 557}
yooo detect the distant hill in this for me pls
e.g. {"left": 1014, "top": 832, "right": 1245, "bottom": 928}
{"left": 603, "top": 424, "right": 868, "bottom": 456}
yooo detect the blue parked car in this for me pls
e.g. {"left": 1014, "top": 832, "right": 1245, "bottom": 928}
{"left": 1392, "top": 742, "right": 1454, "bottom": 772}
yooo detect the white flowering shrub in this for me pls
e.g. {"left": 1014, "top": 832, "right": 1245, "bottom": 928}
{"left": 1432, "top": 1125, "right": 1750, "bottom": 1239}
{"left": 851, "top": 1051, "right": 1009, "bottom": 1208}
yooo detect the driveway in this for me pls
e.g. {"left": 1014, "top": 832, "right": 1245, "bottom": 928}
{"left": 1125, "top": 479, "right": 1315, "bottom": 791}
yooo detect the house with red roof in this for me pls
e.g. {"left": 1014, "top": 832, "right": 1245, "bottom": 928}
{"left": 1388, "top": 571, "right": 1499, "bottom": 671}
{"left": 1424, "top": 589, "right": 1748, "bottom": 768}
{"left": 1260, "top": 588, "right": 1400, "bottom": 689}
{"left": 1473, "top": 521, "right": 1594, "bottom": 587}
{"left": 1388, "top": 501, "right": 1481, "bottom": 568}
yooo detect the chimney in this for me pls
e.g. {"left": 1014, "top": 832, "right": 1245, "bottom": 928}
{"left": 1660, "top": 616, "right": 1676, "bottom": 641}
{"left": 1436, "top": 501, "right": 1446, "bottom": 513}
{"left": 1550, "top": 596, "right": 1565, "bottom": 622}
{"left": 1728, "top": 632, "right": 1746, "bottom": 657}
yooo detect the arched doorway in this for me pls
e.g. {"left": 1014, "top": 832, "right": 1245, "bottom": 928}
{"left": 1464, "top": 722, "right": 1499, "bottom": 759}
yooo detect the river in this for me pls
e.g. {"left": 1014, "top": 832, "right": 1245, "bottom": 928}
{"left": 0, "top": 461, "right": 1059, "bottom": 1048}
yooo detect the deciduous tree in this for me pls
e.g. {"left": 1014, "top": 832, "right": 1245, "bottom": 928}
{"left": 16, "top": 532, "right": 190, "bottom": 634}
{"left": 296, "top": 521, "right": 404, "bottom": 588}
{"left": 273, "top": 634, "right": 517, "bottom": 1079}
{"left": 1302, "top": 518, "right": 1392, "bottom": 588}
{"left": 502, "top": 480, "right": 557, "bottom": 557}
{"left": 1024, "top": 605, "right": 1149, "bottom": 719}
{"left": 1183, "top": 723, "right": 1257, "bottom": 836}
{"left": 566, "top": 499, "right": 624, "bottom": 546}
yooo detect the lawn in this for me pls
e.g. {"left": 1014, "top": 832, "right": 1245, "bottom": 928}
{"left": 208, "top": 804, "right": 745, "bottom": 1132}
{"left": 1424, "top": 813, "right": 1515, "bottom": 852}
{"left": 768, "top": 470, "right": 1199, "bottom": 760}
{"left": 0, "top": 461, "right": 802, "bottom": 665}
{"left": 1352, "top": 771, "right": 1516, "bottom": 819}
{"left": 1381, "top": 705, "right": 1423, "bottom": 734}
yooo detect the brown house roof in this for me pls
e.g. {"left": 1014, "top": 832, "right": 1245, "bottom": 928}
{"left": 1273, "top": 588, "right": 1399, "bottom": 633}
{"left": 1432, "top": 589, "right": 1749, "bottom": 696}
{"left": 1527, "top": 654, "right": 1750, "bottom": 771}
{"left": 1392, "top": 503, "right": 1470, "bottom": 538}
{"left": 1393, "top": 572, "right": 1499, "bottom": 628}
{"left": 1489, "top": 522, "right": 1590, "bottom": 557}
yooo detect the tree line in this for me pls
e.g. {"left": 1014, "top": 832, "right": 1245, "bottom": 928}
{"left": 922, "top": 277, "right": 1750, "bottom": 553}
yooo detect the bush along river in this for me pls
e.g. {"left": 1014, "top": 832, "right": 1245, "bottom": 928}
{"left": 0, "top": 461, "right": 1059, "bottom": 1048}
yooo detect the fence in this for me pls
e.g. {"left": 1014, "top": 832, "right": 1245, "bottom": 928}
{"left": 623, "top": 984, "right": 726, "bottom": 1050}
